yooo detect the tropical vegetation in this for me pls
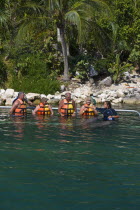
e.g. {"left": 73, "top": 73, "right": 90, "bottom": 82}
{"left": 0, "top": 0, "right": 139, "bottom": 94}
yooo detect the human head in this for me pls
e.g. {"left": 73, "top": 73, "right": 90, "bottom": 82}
{"left": 65, "top": 93, "right": 71, "bottom": 101}
{"left": 85, "top": 97, "right": 91, "bottom": 105}
{"left": 41, "top": 97, "right": 48, "bottom": 105}
{"left": 18, "top": 92, "right": 24, "bottom": 100}
{"left": 104, "top": 101, "right": 112, "bottom": 109}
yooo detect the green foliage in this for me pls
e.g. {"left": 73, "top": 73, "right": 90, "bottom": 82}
{"left": 129, "top": 35, "right": 140, "bottom": 67}
{"left": 108, "top": 54, "right": 133, "bottom": 83}
{"left": 10, "top": 75, "right": 60, "bottom": 95}
{"left": 74, "top": 60, "right": 89, "bottom": 80}
{"left": 0, "top": 59, "right": 7, "bottom": 87}
{"left": 0, "top": 0, "right": 140, "bottom": 89}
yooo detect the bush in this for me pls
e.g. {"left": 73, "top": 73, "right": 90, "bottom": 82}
{"left": 0, "top": 59, "right": 7, "bottom": 87}
{"left": 10, "top": 75, "right": 60, "bottom": 95}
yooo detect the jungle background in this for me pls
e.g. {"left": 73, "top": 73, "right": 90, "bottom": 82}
{"left": 0, "top": 0, "right": 140, "bottom": 94}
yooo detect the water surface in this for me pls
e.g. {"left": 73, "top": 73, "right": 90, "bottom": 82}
{"left": 0, "top": 106, "right": 140, "bottom": 209}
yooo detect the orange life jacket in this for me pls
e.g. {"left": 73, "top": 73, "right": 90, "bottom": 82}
{"left": 37, "top": 103, "right": 51, "bottom": 115}
{"left": 82, "top": 104, "right": 95, "bottom": 116}
{"left": 14, "top": 99, "right": 27, "bottom": 116}
{"left": 60, "top": 99, "right": 74, "bottom": 116}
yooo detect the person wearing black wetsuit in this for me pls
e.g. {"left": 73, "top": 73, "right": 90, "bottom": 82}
{"left": 96, "top": 101, "right": 119, "bottom": 121}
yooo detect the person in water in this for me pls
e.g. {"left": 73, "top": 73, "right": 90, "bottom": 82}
{"left": 79, "top": 97, "right": 98, "bottom": 116}
{"left": 12, "top": 93, "right": 33, "bottom": 106}
{"left": 32, "top": 97, "right": 53, "bottom": 115}
{"left": 9, "top": 92, "right": 27, "bottom": 116}
{"left": 58, "top": 92, "right": 76, "bottom": 117}
{"left": 96, "top": 101, "right": 119, "bottom": 121}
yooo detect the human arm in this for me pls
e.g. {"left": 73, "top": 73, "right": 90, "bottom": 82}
{"left": 108, "top": 109, "right": 119, "bottom": 119}
{"left": 72, "top": 100, "right": 76, "bottom": 116}
{"left": 79, "top": 105, "right": 86, "bottom": 115}
{"left": 48, "top": 105, "right": 54, "bottom": 115}
{"left": 9, "top": 101, "right": 19, "bottom": 114}
{"left": 58, "top": 100, "right": 65, "bottom": 116}
{"left": 32, "top": 105, "right": 40, "bottom": 115}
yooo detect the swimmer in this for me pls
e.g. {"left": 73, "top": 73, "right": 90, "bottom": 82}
{"left": 9, "top": 92, "right": 26, "bottom": 116}
{"left": 32, "top": 97, "right": 53, "bottom": 115}
{"left": 96, "top": 101, "right": 119, "bottom": 121}
{"left": 58, "top": 92, "right": 76, "bottom": 117}
{"left": 79, "top": 97, "right": 98, "bottom": 116}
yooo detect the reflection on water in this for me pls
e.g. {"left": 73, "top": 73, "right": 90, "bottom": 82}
{"left": 0, "top": 108, "right": 140, "bottom": 209}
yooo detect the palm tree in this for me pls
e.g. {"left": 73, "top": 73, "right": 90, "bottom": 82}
{"left": 15, "top": 0, "right": 110, "bottom": 81}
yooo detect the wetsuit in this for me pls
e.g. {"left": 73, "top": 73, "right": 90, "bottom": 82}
{"left": 96, "top": 108, "right": 118, "bottom": 121}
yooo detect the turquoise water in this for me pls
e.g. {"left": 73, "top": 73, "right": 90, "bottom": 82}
{"left": 0, "top": 107, "right": 140, "bottom": 209}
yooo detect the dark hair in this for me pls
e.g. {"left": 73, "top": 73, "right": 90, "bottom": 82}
{"left": 18, "top": 92, "right": 24, "bottom": 97}
{"left": 105, "top": 101, "right": 112, "bottom": 109}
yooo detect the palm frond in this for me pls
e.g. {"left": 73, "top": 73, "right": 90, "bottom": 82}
{"left": 65, "top": 10, "right": 81, "bottom": 41}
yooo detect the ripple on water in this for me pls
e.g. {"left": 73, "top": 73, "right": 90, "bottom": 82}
{"left": 0, "top": 110, "right": 140, "bottom": 209}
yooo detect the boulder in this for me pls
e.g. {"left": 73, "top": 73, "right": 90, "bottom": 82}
{"left": 60, "top": 85, "right": 65, "bottom": 92}
{"left": 112, "top": 98, "right": 123, "bottom": 104}
{"left": 47, "top": 94, "right": 55, "bottom": 100}
{"left": 13, "top": 92, "right": 18, "bottom": 98}
{"left": 54, "top": 95, "right": 61, "bottom": 100}
{"left": 99, "top": 76, "right": 112, "bottom": 87}
{"left": 5, "top": 89, "right": 14, "bottom": 98}
{"left": 26, "top": 93, "right": 40, "bottom": 100}
{"left": 0, "top": 89, "right": 5, "bottom": 95}
{"left": 116, "top": 89, "right": 125, "bottom": 98}
{"left": 5, "top": 98, "right": 14, "bottom": 106}
{"left": 123, "top": 98, "right": 137, "bottom": 104}
{"left": 95, "top": 98, "right": 102, "bottom": 104}
{"left": 40, "top": 94, "right": 47, "bottom": 99}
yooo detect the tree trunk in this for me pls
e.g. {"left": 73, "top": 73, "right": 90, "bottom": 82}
{"left": 58, "top": 27, "right": 69, "bottom": 81}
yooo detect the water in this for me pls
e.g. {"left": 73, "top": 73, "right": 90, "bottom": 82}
{"left": 0, "top": 106, "right": 140, "bottom": 209}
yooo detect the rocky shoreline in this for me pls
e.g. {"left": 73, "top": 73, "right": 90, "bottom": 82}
{"left": 0, "top": 72, "right": 140, "bottom": 106}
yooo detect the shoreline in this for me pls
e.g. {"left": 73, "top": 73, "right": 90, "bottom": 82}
{"left": 0, "top": 72, "right": 140, "bottom": 106}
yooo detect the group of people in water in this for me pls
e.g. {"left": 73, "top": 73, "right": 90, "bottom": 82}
{"left": 9, "top": 92, "right": 119, "bottom": 121}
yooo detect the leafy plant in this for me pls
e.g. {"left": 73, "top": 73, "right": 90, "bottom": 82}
{"left": 129, "top": 35, "right": 140, "bottom": 68}
{"left": 108, "top": 54, "right": 133, "bottom": 83}
{"left": 0, "top": 59, "right": 7, "bottom": 87}
{"left": 10, "top": 75, "right": 60, "bottom": 95}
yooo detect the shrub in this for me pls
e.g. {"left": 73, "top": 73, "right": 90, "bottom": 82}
{"left": 10, "top": 75, "right": 60, "bottom": 95}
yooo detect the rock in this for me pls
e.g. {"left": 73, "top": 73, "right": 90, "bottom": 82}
{"left": 89, "top": 78, "right": 94, "bottom": 84}
{"left": 26, "top": 93, "right": 40, "bottom": 100}
{"left": 13, "top": 92, "right": 18, "bottom": 98}
{"left": 5, "top": 98, "right": 14, "bottom": 106}
{"left": 60, "top": 85, "right": 65, "bottom": 92}
{"left": 40, "top": 94, "right": 47, "bottom": 99}
{"left": 54, "top": 95, "right": 61, "bottom": 100}
{"left": 48, "top": 99, "right": 59, "bottom": 104}
{"left": 5, "top": 89, "right": 14, "bottom": 98}
{"left": 123, "top": 98, "right": 137, "bottom": 104}
{"left": 75, "top": 98, "right": 83, "bottom": 104}
{"left": 99, "top": 76, "right": 112, "bottom": 87}
{"left": 135, "top": 93, "right": 140, "bottom": 99}
{"left": 0, "top": 89, "right": 5, "bottom": 95}
{"left": 95, "top": 98, "right": 102, "bottom": 104}
{"left": 47, "top": 94, "right": 55, "bottom": 100}
{"left": 33, "top": 99, "right": 40, "bottom": 105}
{"left": 116, "top": 89, "right": 125, "bottom": 98}
{"left": 112, "top": 98, "right": 123, "bottom": 104}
